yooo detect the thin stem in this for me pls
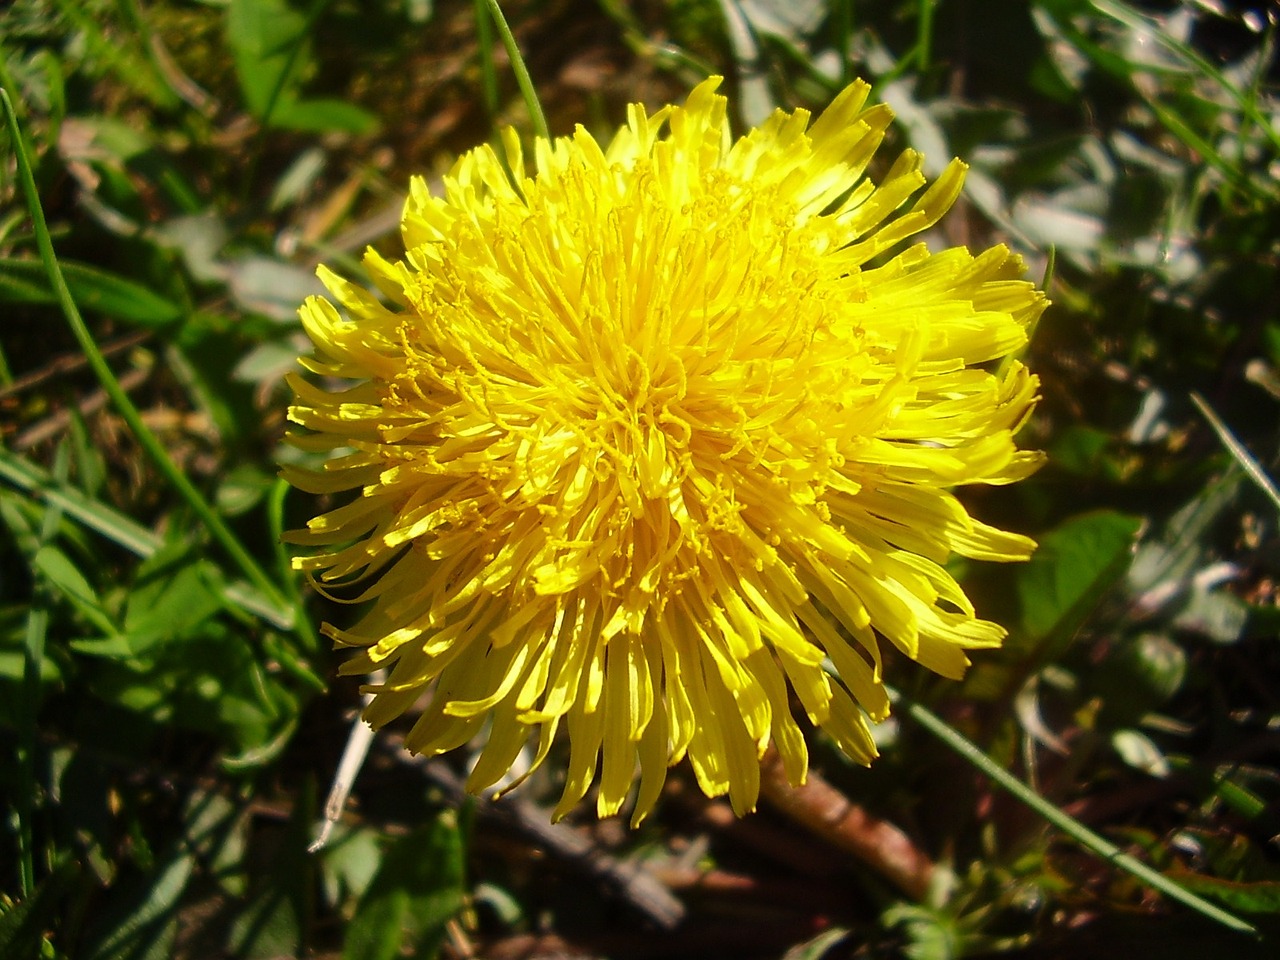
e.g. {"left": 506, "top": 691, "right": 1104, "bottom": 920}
{"left": 899, "top": 691, "right": 1259, "bottom": 938}
{"left": 917, "top": 0, "right": 934, "bottom": 75}
{"left": 1191, "top": 391, "right": 1280, "bottom": 517}
{"left": 483, "top": 0, "right": 549, "bottom": 141}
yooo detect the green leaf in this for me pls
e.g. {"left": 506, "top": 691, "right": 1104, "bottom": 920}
{"left": 0, "top": 450, "right": 164, "bottom": 558}
{"left": 182, "top": 789, "right": 251, "bottom": 898}
{"left": 781, "top": 926, "right": 851, "bottom": 960}
{"left": 0, "top": 451, "right": 294, "bottom": 630}
{"left": 269, "top": 97, "right": 378, "bottom": 136}
{"left": 226, "top": 0, "right": 311, "bottom": 117}
{"left": 217, "top": 465, "right": 277, "bottom": 517}
{"left": 1166, "top": 873, "right": 1280, "bottom": 915}
{"left": 342, "top": 814, "right": 466, "bottom": 960}
{"left": 225, "top": 0, "right": 377, "bottom": 134}
{"left": 32, "top": 544, "right": 118, "bottom": 636}
{"left": 0, "top": 258, "right": 183, "bottom": 327}
{"left": 72, "top": 542, "right": 225, "bottom": 659}
{"left": 320, "top": 825, "right": 384, "bottom": 908}
{"left": 124, "top": 544, "right": 224, "bottom": 638}
{"left": 1017, "top": 510, "right": 1144, "bottom": 644}
{"left": 80, "top": 852, "right": 195, "bottom": 960}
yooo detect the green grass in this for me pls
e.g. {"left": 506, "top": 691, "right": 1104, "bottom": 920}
{"left": 2, "top": 1, "right": 1279, "bottom": 958}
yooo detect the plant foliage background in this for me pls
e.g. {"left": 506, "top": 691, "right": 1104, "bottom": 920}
{"left": 1, "top": 1, "right": 1278, "bottom": 958}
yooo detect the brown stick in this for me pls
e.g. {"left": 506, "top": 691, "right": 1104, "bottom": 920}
{"left": 0, "top": 330, "right": 151, "bottom": 401}
{"left": 758, "top": 749, "right": 935, "bottom": 900}
{"left": 383, "top": 735, "right": 686, "bottom": 930}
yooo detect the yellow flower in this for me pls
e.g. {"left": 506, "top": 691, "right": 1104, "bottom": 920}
{"left": 284, "top": 77, "right": 1045, "bottom": 825}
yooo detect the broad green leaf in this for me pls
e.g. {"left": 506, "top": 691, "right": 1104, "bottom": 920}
{"left": 80, "top": 852, "right": 195, "bottom": 960}
{"left": 225, "top": 0, "right": 377, "bottom": 134}
{"left": 226, "top": 0, "right": 311, "bottom": 117}
{"left": 320, "top": 825, "right": 384, "bottom": 908}
{"left": 183, "top": 789, "right": 250, "bottom": 898}
{"left": 123, "top": 544, "right": 225, "bottom": 643}
{"left": 342, "top": 814, "right": 466, "bottom": 960}
{"left": 1017, "top": 509, "right": 1143, "bottom": 643}
{"left": 217, "top": 464, "right": 277, "bottom": 517}
{"left": 32, "top": 544, "right": 118, "bottom": 636}
{"left": 87, "top": 624, "right": 301, "bottom": 753}
{"left": 270, "top": 97, "right": 378, "bottom": 136}
{"left": 71, "top": 543, "right": 227, "bottom": 659}
{"left": 0, "top": 258, "right": 183, "bottom": 327}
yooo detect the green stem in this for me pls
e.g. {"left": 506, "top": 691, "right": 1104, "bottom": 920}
{"left": 1, "top": 89, "right": 320, "bottom": 692}
{"left": 1191, "top": 391, "right": 1280, "bottom": 517}
{"left": 483, "top": 0, "right": 549, "bottom": 141}
{"left": 916, "top": 0, "right": 934, "bottom": 76}
{"left": 899, "top": 692, "right": 1259, "bottom": 937}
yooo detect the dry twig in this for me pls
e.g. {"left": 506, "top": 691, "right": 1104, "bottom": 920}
{"left": 758, "top": 749, "right": 936, "bottom": 900}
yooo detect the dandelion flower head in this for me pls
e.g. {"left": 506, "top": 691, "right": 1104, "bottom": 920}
{"left": 285, "top": 77, "right": 1046, "bottom": 825}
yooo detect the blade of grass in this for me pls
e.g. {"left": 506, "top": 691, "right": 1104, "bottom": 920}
{"left": 897, "top": 690, "right": 1259, "bottom": 938}
{"left": 0, "top": 449, "right": 299, "bottom": 633}
{"left": 0, "top": 448, "right": 163, "bottom": 557}
{"left": 0, "top": 88, "right": 321, "bottom": 689}
{"left": 482, "top": 0, "right": 548, "bottom": 141}
{"left": 14, "top": 442, "right": 70, "bottom": 896}
{"left": 1090, "top": 0, "right": 1280, "bottom": 156}
{"left": 51, "top": 0, "right": 176, "bottom": 109}
{"left": 594, "top": 0, "right": 716, "bottom": 79}
{"left": 1190, "top": 391, "right": 1280, "bottom": 517}
{"left": 17, "top": 606, "right": 49, "bottom": 896}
